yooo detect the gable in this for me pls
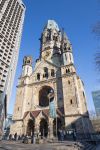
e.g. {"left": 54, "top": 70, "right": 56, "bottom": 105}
{"left": 30, "top": 58, "right": 58, "bottom": 79}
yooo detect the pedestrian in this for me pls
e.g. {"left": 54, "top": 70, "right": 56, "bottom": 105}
{"left": 9, "top": 134, "right": 12, "bottom": 140}
{"left": 18, "top": 135, "right": 20, "bottom": 140}
{"left": 73, "top": 131, "right": 76, "bottom": 141}
{"left": 31, "top": 133, "right": 34, "bottom": 144}
{"left": 14, "top": 133, "right": 17, "bottom": 141}
{"left": 63, "top": 130, "right": 66, "bottom": 140}
{"left": 60, "top": 130, "right": 64, "bottom": 141}
{"left": 12, "top": 134, "right": 14, "bottom": 140}
{"left": 57, "top": 129, "right": 60, "bottom": 141}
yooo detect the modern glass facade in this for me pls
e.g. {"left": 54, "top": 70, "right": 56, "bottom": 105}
{"left": 92, "top": 90, "right": 100, "bottom": 116}
{"left": 0, "top": 0, "right": 25, "bottom": 136}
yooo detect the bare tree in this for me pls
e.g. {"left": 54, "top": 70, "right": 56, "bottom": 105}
{"left": 92, "top": 0, "right": 100, "bottom": 72}
{"left": 93, "top": 21, "right": 100, "bottom": 72}
{"left": 95, "top": 52, "right": 100, "bottom": 72}
{"left": 93, "top": 21, "right": 100, "bottom": 39}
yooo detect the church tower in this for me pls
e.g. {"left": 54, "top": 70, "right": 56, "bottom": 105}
{"left": 22, "top": 56, "right": 33, "bottom": 77}
{"left": 40, "top": 20, "right": 61, "bottom": 66}
{"left": 61, "top": 31, "right": 74, "bottom": 66}
{"left": 11, "top": 20, "right": 93, "bottom": 138}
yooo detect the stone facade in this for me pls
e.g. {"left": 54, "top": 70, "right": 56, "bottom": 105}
{"left": 10, "top": 20, "right": 92, "bottom": 138}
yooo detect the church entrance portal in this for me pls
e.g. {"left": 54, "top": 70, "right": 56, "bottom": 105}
{"left": 40, "top": 118, "right": 48, "bottom": 137}
{"left": 27, "top": 119, "right": 35, "bottom": 136}
{"left": 53, "top": 118, "right": 63, "bottom": 136}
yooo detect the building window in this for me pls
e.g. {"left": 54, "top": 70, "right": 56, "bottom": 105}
{"left": 43, "top": 67, "right": 48, "bottom": 78}
{"left": 18, "top": 107, "right": 19, "bottom": 111}
{"left": 0, "top": 67, "right": 3, "bottom": 70}
{"left": 4, "top": 70, "right": 7, "bottom": 73}
{"left": 68, "top": 80, "right": 70, "bottom": 84}
{"left": 83, "top": 91, "right": 85, "bottom": 97}
{"left": 27, "top": 60, "right": 30, "bottom": 63}
{"left": 1, "top": 79, "right": 5, "bottom": 82}
{"left": 65, "top": 54, "right": 67, "bottom": 61}
{"left": 37, "top": 73, "right": 40, "bottom": 80}
{"left": 66, "top": 68, "right": 70, "bottom": 73}
{"left": 3, "top": 74, "right": 6, "bottom": 77}
{"left": 51, "top": 69, "right": 55, "bottom": 77}
{"left": 70, "top": 99, "right": 73, "bottom": 105}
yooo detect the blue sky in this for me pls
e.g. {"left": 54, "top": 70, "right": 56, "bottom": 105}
{"left": 8, "top": 0, "right": 99, "bottom": 114}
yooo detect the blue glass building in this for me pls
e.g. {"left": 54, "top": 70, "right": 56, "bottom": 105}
{"left": 92, "top": 90, "right": 100, "bottom": 116}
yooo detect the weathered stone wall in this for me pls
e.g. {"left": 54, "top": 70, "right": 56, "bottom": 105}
{"left": 10, "top": 121, "right": 23, "bottom": 135}
{"left": 11, "top": 20, "right": 92, "bottom": 137}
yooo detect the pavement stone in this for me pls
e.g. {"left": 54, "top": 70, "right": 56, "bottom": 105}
{"left": 0, "top": 141, "right": 80, "bottom": 150}
{"left": 0, "top": 140, "right": 98, "bottom": 150}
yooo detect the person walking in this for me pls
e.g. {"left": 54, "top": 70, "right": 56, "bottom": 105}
{"left": 73, "top": 131, "right": 76, "bottom": 141}
{"left": 14, "top": 133, "right": 17, "bottom": 141}
{"left": 60, "top": 129, "right": 64, "bottom": 141}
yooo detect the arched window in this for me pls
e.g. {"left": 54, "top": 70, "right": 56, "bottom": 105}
{"left": 68, "top": 68, "right": 70, "bottom": 72}
{"left": 37, "top": 73, "right": 40, "bottom": 80}
{"left": 64, "top": 43, "right": 67, "bottom": 50}
{"left": 27, "top": 60, "right": 30, "bottom": 63}
{"left": 51, "top": 69, "right": 55, "bottom": 77}
{"left": 83, "top": 91, "right": 85, "bottom": 97}
{"left": 66, "top": 68, "right": 70, "bottom": 73}
{"left": 65, "top": 54, "right": 67, "bottom": 61}
{"left": 53, "top": 36, "right": 58, "bottom": 41}
{"left": 43, "top": 67, "right": 48, "bottom": 78}
{"left": 66, "top": 69, "right": 68, "bottom": 73}
{"left": 70, "top": 99, "right": 72, "bottom": 105}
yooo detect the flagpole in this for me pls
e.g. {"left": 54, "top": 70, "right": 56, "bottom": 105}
{"left": 56, "top": 109, "right": 57, "bottom": 138}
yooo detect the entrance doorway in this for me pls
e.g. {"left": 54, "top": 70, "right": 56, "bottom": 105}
{"left": 40, "top": 118, "right": 48, "bottom": 137}
{"left": 27, "top": 119, "right": 34, "bottom": 136}
{"left": 53, "top": 118, "right": 62, "bottom": 136}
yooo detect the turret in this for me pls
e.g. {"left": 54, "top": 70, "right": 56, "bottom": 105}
{"left": 61, "top": 31, "right": 74, "bottom": 66}
{"left": 39, "top": 20, "right": 74, "bottom": 66}
{"left": 22, "top": 56, "right": 32, "bottom": 77}
{"left": 40, "top": 20, "right": 61, "bottom": 66}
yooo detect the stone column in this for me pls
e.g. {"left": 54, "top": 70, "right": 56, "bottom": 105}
{"left": 48, "top": 118, "right": 54, "bottom": 139}
{"left": 24, "top": 125, "right": 27, "bottom": 135}
{"left": 22, "top": 120, "right": 28, "bottom": 135}
{"left": 35, "top": 119, "right": 40, "bottom": 138}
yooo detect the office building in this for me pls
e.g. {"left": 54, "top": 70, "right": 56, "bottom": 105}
{"left": 0, "top": 0, "right": 25, "bottom": 136}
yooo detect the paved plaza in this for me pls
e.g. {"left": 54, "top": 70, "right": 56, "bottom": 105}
{"left": 0, "top": 140, "right": 84, "bottom": 150}
{"left": 0, "top": 140, "right": 98, "bottom": 150}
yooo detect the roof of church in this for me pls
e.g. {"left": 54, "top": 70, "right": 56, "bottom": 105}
{"left": 44, "top": 20, "right": 59, "bottom": 31}
{"left": 23, "top": 108, "right": 64, "bottom": 119}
